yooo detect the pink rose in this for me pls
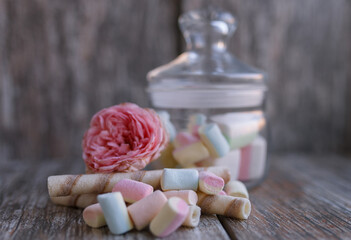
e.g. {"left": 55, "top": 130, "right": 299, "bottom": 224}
{"left": 82, "top": 103, "right": 168, "bottom": 173}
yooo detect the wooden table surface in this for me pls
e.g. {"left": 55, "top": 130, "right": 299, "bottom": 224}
{"left": 1, "top": 154, "right": 351, "bottom": 239}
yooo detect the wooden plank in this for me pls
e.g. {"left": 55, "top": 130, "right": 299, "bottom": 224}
{"left": 1, "top": 155, "right": 351, "bottom": 238}
{"left": 0, "top": 158, "right": 229, "bottom": 239}
{"left": 219, "top": 154, "right": 351, "bottom": 239}
{"left": 182, "top": 0, "right": 351, "bottom": 153}
{"left": 0, "top": 0, "right": 180, "bottom": 160}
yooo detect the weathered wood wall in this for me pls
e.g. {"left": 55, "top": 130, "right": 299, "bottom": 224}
{"left": 1, "top": 0, "right": 351, "bottom": 161}
{"left": 0, "top": 0, "right": 179, "bottom": 160}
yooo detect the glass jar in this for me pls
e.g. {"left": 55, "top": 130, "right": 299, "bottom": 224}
{"left": 147, "top": 9, "right": 268, "bottom": 188}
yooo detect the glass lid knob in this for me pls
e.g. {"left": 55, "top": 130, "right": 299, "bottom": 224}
{"left": 179, "top": 8, "right": 237, "bottom": 52}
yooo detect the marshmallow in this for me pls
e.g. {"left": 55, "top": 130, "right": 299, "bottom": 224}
{"left": 198, "top": 123, "right": 230, "bottom": 158}
{"left": 82, "top": 203, "right": 106, "bottom": 228}
{"left": 173, "top": 141, "right": 210, "bottom": 166}
{"left": 239, "top": 136, "right": 267, "bottom": 181}
{"left": 159, "top": 143, "right": 178, "bottom": 168}
{"left": 198, "top": 166, "right": 231, "bottom": 184}
{"left": 224, "top": 180, "right": 249, "bottom": 199}
{"left": 238, "top": 145, "right": 251, "bottom": 181}
{"left": 112, "top": 179, "right": 153, "bottom": 203}
{"left": 161, "top": 168, "right": 199, "bottom": 191}
{"left": 210, "top": 150, "right": 241, "bottom": 180}
{"left": 195, "top": 150, "right": 241, "bottom": 181}
{"left": 173, "top": 132, "right": 199, "bottom": 149}
{"left": 218, "top": 190, "right": 227, "bottom": 196}
{"left": 249, "top": 136, "right": 267, "bottom": 179}
{"left": 127, "top": 190, "right": 167, "bottom": 230}
{"left": 187, "top": 113, "right": 206, "bottom": 135}
{"left": 147, "top": 143, "right": 178, "bottom": 169}
{"left": 211, "top": 111, "right": 265, "bottom": 150}
{"left": 150, "top": 197, "right": 189, "bottom": 237}
{"left": 183, "top": 205, "right": 201, "bottom": 228}
{"left": 157, "top": 111, "right": 177, "bottom": 141}
{"left": 163, "top": 190, "right": 198, "bottom": 205}
{"left": 198, "top": 171, "right": 224, "bottom": 195}
{"left": 188, "top": 113, "right": 207, "bottom": 126}
{"left": 193, "top": 157, "right": 213, "bottom": 168}
{"left": 97, "top": 192, "right": 133, "bottom": 234}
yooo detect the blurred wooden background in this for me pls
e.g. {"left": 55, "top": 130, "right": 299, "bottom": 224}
{"left": 0, "top": 0, "right": 351, "bottom": 161}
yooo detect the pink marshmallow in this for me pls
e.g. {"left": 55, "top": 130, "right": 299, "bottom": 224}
{"left": 218, "top": 190, "right": 227, "bottom": 196}
{"left": 191, "top": 125, "right": 201, "bottom": 137}
{"left": 112, "top": 179, "right": 153, "bottom": 203}
{"left": 127, "top": 190, "right": 167, "bottom": 230}
{"left": 173, "top": 132, "right": 199, "bottom": 149}
{"left": 150, "top": 197, "right": 189, "bottom": 237}
{"left": 238, "top": 145, "right": 251, "bottom": 181}
{"left": 83, "top": 203, "right": 106, "bottom": 228}
{"left": 198, "top": 171, "right": 224, "bottom": 195}
{"left": 239, "top": 136, "right": 267, "bottom": 181}
{"left": 163, "top": 190, "right": 198, "bottom": 205}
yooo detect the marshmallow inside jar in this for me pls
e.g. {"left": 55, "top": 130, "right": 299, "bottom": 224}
{"left": 146, "top": 9, "right": 269, "bottom": 189}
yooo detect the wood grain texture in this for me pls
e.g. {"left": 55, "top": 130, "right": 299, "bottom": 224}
{"left": 0, "top": 0, "right": 179, "bottom": 161}
{"left": 183, "top": 0, "right": 351, "bottom": 153}
{"left": 1, "top": 154, "right": 351, "bottom": 239}
{"left": 219, "top": 154, "right": 351, "bottom": 239}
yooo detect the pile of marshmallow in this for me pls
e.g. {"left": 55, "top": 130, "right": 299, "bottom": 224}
{"left": 82, "top": 168, "right": 250, "bottom": 237}
{"left": 157, "top": 111, "right": 267, "bottom": 181}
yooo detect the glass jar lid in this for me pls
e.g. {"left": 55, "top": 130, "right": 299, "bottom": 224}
{"left": 147, "top": 8, "right": 266, "bottom": 109}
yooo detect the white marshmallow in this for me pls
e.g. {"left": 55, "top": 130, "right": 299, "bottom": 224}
{"left": 161, "top": 168, "right": 199, "bottom": 191}
{"left": 97, "top": 192, "right": 133, "bottom": 235}
{"left": 183, "top": 205, "right": 201, "bottom": 228}
{"left": 211, "top": 111, "right": 265, "bottom": 150}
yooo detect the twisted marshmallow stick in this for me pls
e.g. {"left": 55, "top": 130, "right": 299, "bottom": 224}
{"left": 197, "top": 192, "right": 251, "bottom": 219}
{"left": 48, "top": 167, "right": 230, "bottom": 198}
